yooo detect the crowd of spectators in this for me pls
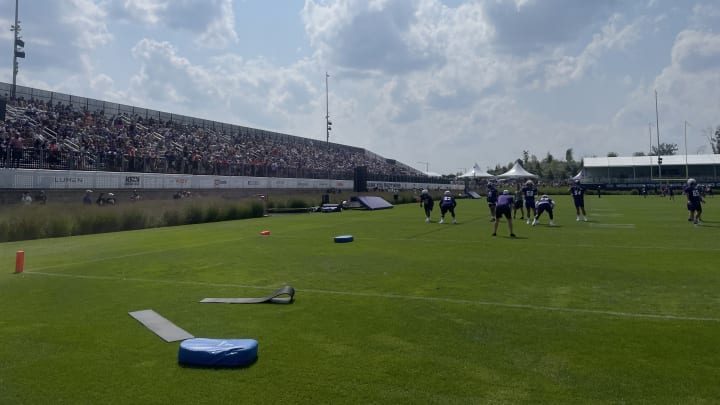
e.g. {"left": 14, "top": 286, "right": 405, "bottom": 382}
{"left": 0, "top": 97, "right": 419, "bottom": 180}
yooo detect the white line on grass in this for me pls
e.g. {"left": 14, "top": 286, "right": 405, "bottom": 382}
{"left": 588, "top": 223, "right": 636, "bottom": 229}
{"left": 23, "top": 271, "right": 720, "bottom": 323}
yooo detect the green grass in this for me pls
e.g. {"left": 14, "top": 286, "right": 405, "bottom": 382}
{"left": 1, "top": 195, "right": 718, "bottom": 404}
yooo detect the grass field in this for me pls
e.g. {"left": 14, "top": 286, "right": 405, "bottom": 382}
{"left": 1, "top": 194, "right": 719, "bottom": 404}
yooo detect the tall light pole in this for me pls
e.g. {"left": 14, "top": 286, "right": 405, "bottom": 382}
{"left": 325, "top": 72, "right": 331, "bottom": 144}
{"left": 648, "top": 123, "right": 654, "bottom": 180}
{"left": 684, "top": 120, "right": 689, "bottom": 179}
{"left": 655, "top": 90, "right": 662, "bottom": 178}
{"left": 10, "top": 0, "right": 24, "bottom": 99}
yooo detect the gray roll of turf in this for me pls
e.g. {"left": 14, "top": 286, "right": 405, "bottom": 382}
{"left": 200, "top": 285, "right": 295, "bottom": 304}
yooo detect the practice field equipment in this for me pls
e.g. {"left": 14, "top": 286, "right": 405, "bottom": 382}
{"left": 129, "top": 310, "right": 195, "bottom": 342}
{"left": 178, "top": 338, "right": 259, "bottom": 368}
{"left": 349, "top": 196, "right": 393, "bottom": 210}
{"left": 333, "top": 235, "right": 354, "bottom": 243}
{"left": 260, "top": 230, "right": 271, "bottom": 235}
{"left": 200, "top": 285, "right": 295, "bottom": 304}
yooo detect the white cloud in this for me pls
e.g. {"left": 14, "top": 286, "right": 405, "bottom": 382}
{"left": 544, "top": 14, "right": 643, "bottom": 89}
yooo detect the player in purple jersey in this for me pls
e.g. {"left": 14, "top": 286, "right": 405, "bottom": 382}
{"left": 532, "top": 195, "right": 555, "bottom": 226}
{"left": 513, "top": 186, "right": 524, "bottom": 219}
{"left": 493, "top": 190, "right": 516, "bottom": 238}
{"left": 420, "top": 189, "right": 434, "bottom": 223}
{"left": 683, "top": 178, "right": 705, "bottom": 225}
{"left": 439, "top": 190, "right": 457, "bottom": 224}
{"left": 521, "top": 180, "right": 538, "bottom": 224}
{"left": 569, "top": 179, "right": 588, "bottom": 221}
{"left": 486, "top": 182, "right": 498, "bottom": 222}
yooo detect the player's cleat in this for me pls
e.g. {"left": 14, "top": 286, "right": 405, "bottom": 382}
{"left": 452, "top": 219, "right": 457, "bottom": 224}
{"left": 492, "top": 233, "right": 496, "bottom": 236}
{"left": 526, "top": 219, "right": 530, "bottom": 225}
{"left": 490, "top": 217, "right": 496, "bottom": 222}
{"left": 531, "top": 219, "right": 537, "bottom": 226}
{"left": 510, "top": 233, "right": 516, "bottom": 238}
{"left": 576, "top": 217, "right": 580, "bottom": 221}
{"left": 439, "top": 218, "right": 444, "bottom": 224}
{"left": 583, "top": 217, "right": 588, "bottom": 222}
{"left": 425, "top": 217, "right": 430, "bottom": 222}
{"left": 549, "top": 220, "right": 555, "bottom": 226}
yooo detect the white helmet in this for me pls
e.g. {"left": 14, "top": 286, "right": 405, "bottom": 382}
{"left": 526, "top": 180, "right": 534, "bottom": 186}
{"left": 444, "top": 190, "right": 451, "bottom": 196}
{"left": 687, "top": 178, "right": 696, "bottom": 185}
{"left": 502, "top": 189, "right": 510, "bottom": 195}
{"left": 542, "top": 194, "right": 549, "bottom": 199}
{"left": 421, "top": 189, "right": 428, "bottom": 194}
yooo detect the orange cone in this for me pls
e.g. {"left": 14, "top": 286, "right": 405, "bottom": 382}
{"left": 260, "top": 230, "right": 271, "bottom": 236}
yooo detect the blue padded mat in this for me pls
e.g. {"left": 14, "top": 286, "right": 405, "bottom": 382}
{"left": 178, "top": 338, "right": 258, "bottom": 367}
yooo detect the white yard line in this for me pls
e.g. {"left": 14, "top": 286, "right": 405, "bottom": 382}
{"left": 24, "top": 271, "right": 720, "bottom": 323}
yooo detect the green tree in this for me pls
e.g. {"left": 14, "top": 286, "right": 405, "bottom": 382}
{"left": 651, "top": 143, "right": 679, "bottom": 156}
{"left": 607, "top": 152, "right": 618, "bottom": 157}
{"left": 632, "top": 151, "right": 646, "bottom": 156}
{"left": 565, "top": 148, "right": 574, "bottom": 163}
{"left": 707, "top": 126, "right": 720, "bottom": 154}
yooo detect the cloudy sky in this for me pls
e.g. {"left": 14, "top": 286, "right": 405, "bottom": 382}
{"left": 1, "top": 0, "right": 719, "bottom": 175}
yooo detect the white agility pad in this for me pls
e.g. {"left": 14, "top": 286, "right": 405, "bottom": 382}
{"left": 129, "top": 309, "right": 194, "bottom": 342}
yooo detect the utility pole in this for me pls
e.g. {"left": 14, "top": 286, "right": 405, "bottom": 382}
{"left": 684, "top": 120, "right": 689, "bottom": 179}
{"left": 10, "top": 0, "right": 23, "bottom": 99}
{"left": 325, "top": 72, "right": 331, "bottom": 144}
{"left": 655, "top": 90, "right": 662, "bottom": 178}
{"left": 648, "top": 123, "right": 653, "bottom": 180}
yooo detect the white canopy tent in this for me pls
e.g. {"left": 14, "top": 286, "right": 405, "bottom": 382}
{"left": 459, "top": 163, "right": 495, "bottom": 179}
{"left": 496, "top": 162, "right": 539, "bottom": 179}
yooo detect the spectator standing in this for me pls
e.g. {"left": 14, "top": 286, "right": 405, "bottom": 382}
{"left": 21, "top": 191, "right": 32, "bottom": 205}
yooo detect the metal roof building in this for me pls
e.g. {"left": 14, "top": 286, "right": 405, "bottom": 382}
{"left": 581, "top": 154, "right": 720, "bottom": 184}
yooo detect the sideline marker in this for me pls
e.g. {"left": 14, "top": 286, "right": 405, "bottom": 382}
{"left": 15, "top": 250, "right": 24, "bottom": 273}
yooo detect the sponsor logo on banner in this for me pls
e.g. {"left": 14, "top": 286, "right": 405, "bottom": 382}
{"left": 248, "top": 180, "right": 260, "bottom": 185}
{"left": 176, "top": 178, "right": 189, "bottom": 185}
{"left": 54, "top": 177, "right": 85, "bottom": 183}
{"left": 214, "top": 179, "right": 227, "bottom": 187}
{"left": 125, "top": 176, "right": 140, "bottom": 186}
{"left": 297, "top": 182, "right": 308, "bottom": 187}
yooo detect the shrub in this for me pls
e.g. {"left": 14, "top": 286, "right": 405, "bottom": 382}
{"left": 45, "top": 217, "right": 73, "bottom": 238}
{"left": 288, "top": 199, "right": 309, "bottom": 209}
{"left": 204, "top": 205, "right": 222, "bottom": 223}
{"left": 162, "top": 210, "right": 183, "bottom": 227}
{"left": 120, "top": 209, "right": 148, "bottom": 231}
{"left": 7, "top": 216, "right": 43, "bottom": 242}
{"left": 184, "top": 205, "right": 204, "bottom": 224}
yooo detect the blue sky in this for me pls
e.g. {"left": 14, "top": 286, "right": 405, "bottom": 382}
{"left": 1, "top": 0, "right": 719, "bottom": 175}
